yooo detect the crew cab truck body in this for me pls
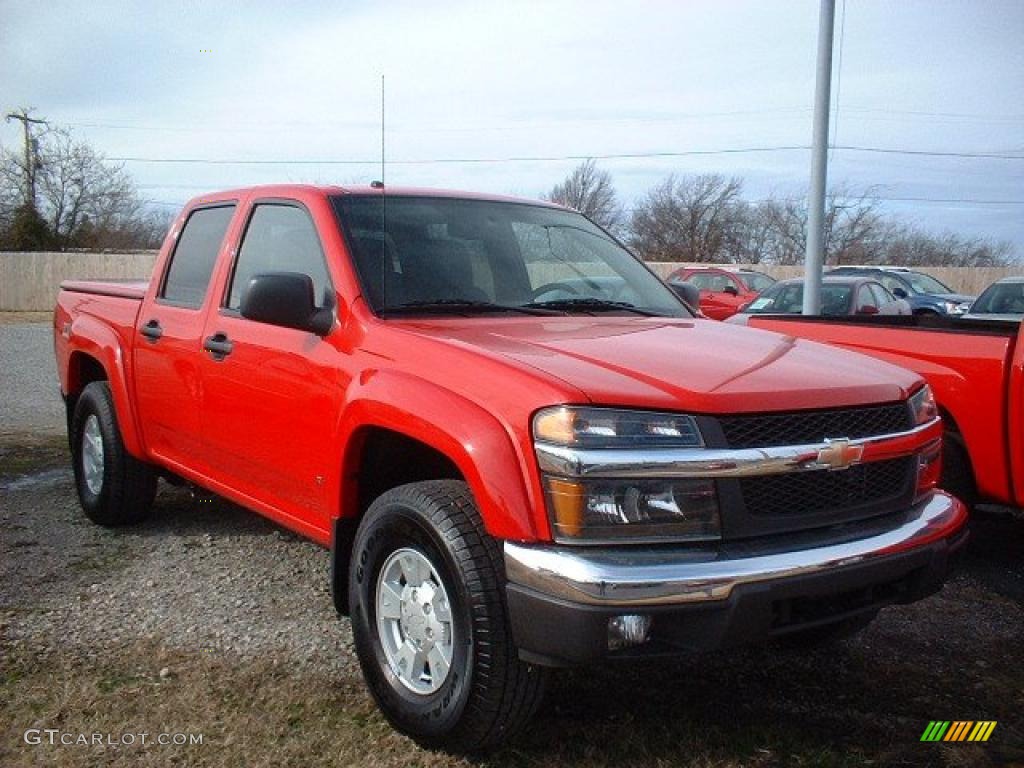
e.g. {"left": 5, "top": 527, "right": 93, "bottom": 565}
{"left": 745, "top": 314, "right": 1024, "bottom": 508}
{"left": 55, "top": 185, "right": 967, "bottom": 751}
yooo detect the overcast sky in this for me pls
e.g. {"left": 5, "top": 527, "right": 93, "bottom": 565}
{"left": 2, "top": 0, "right": 1022, "bottom": 253}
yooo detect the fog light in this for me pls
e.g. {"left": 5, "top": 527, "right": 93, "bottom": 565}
{"left": 608, "top": 614, "right": 652, "bottom": 651}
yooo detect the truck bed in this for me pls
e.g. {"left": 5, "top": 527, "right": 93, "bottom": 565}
{"left": 60, "top": 279, "right": 149, "bottom": 301}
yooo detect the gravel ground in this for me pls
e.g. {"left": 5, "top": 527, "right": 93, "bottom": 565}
{"left": 2, "top": 437, "right": 1023, "bottom": 766}
{"left": 0, "top": 322, "right": 65, "bottom": 435}
{"left": 0, "top": 455, "right": 351, "bottom": 674}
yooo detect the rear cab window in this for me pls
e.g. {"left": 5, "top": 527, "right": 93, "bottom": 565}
{"left": 160, "top": 205, "right": 236, "bottom": 308}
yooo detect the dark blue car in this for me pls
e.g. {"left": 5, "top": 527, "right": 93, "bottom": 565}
{"left": 826, "top": 267, "right": 974, "bottom": 317}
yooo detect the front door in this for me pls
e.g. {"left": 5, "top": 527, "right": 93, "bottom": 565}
{"left": 198, "top": 200, "right": 347, "bottom": 535}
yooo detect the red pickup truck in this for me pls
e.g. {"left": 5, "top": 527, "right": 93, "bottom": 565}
{"left": 746, "top": 314, "right": 1024, "bottom": 508}
{"left": 54, "top": 185, "right": 966, "bottom": 751}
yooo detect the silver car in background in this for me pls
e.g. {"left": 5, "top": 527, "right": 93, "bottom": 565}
{"left": 726, "top": 276, "right": 910, "bottom": 325}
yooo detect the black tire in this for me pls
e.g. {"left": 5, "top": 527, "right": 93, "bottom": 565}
{"left": 941, "top": 432, "right": 976, "bottom": 506}
{"left": 348, "top": 480, "right": 545, "bottom": 752}
{"left": 775, "top": 613, "right": 875, "bottom": 649}
{"left": 70, "top": 381, "right": 157, "bottom": 526}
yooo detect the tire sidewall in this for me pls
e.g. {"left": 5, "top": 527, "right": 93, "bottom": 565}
{"left": 71, "top": 384, "right": 116, "bottom": 520}
{"left": 349, "top": 500, "right": 474, "bottom": 738}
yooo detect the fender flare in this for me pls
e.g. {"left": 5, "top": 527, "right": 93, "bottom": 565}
{"left": 65, "top": 315, "right": 145, "bottom": 458}
{"left": 334, "top": 369, "right": 545, "bottom": 543}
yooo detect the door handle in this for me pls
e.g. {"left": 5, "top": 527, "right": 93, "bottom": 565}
{"left": 203, "top": 332, "right": 234, "bottom": 360}
{"left": 140, "top": 319, "right": 163, "bottom": 342}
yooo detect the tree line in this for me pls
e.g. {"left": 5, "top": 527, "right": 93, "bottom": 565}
{"left": 1, "top": 110, "right": 170, "bottom": 251}
{"left": 546, "top": 160, "right": 1015, "bottom": 267}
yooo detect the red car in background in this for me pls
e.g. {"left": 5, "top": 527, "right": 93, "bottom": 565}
{"left": 666, "top": 267, "right": 776, "bottom": 320}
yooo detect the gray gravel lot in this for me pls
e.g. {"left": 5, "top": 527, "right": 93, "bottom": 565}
{"left": 0, "top": 322, "right": 64, "bottom": 435}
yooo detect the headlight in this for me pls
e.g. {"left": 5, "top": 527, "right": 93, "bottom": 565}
{"left": 533, "top": 406, "right": 703, "bottom": 449}
{"left": 543, "top": 476, "right": 720, "bottom": 543}
{"left": 909, "top": 384, "right": 938, "bottom": 425}
{"left": 944, "top": 301, "right": 967, "bottom": 315}
{"left": 534, "top": 407, "right": 719, "bottom": 543}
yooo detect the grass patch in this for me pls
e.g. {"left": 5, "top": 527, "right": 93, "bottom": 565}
{"left": 0, "top": 434, "right": 68, "bottom": 481}
{"left": 4, "top": 637, "right": 1016, "bottom": 768}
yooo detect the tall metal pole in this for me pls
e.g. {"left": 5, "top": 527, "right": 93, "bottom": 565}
{"left": 5, "top": 108, "right": 47, "bottom": 208}
{"left": 802, "top": 0, "right": 836, "bottom": 315}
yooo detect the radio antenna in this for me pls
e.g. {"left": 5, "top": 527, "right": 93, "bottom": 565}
{"left": 379, "top": 74, "right": 387, "bottom": 308}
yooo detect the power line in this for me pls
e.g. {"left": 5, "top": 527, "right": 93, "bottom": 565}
{"left": 108, "top": 144, "right": 1024, "bottom": 166}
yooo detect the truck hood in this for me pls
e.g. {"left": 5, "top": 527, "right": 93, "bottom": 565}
{"left": 397, "top": 317, "right": 920, "bottom": 414}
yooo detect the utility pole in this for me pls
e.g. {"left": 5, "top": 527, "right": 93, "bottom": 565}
{"left": 802, "top": 0, "right": 836, "bottom": 315}
{"left": 5, "top": 107, "right": 48, "bottom": 208}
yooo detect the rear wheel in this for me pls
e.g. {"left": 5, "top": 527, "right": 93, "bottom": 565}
{"left": 70, "top": 381, "right": 156, "bottom": 526}
{"left": 348, "top": 480, "right": 545, "bottom": 752}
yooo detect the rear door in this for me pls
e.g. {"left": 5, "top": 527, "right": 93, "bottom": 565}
{"left": 197, "top": 198, "right": 346, "bottom": 536}
{"left": 133, "top": 203, "right": 237, "bottom": 471}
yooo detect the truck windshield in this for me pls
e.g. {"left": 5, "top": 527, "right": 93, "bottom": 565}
{"left": 331, "top": 195, "right": 689, "bottom": 318}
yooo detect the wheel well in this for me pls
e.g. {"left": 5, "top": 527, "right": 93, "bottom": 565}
{"left": 331, "top": 427, "right": 465, "bottom": 616}
{"left": 65, "top": 353, "right": 108, "bottom": 430}
{"left": 938, "top": 406, "right": 976, "bottom": 485}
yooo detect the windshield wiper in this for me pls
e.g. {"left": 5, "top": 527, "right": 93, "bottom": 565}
{"left": 523, "top": 297, "right": 662, "bottom": 316}
{"left": 383, "top": 299, "right": 560, "bottom": 316}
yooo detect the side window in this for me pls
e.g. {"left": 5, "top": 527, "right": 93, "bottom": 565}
{"left": 869, "top": 283, "right": 892, "bottom": 306}
{"left": 685, "top": 272, "right": 714, "bottom": 290}
{"left": 879, "top": 274, "right": 906, "bottom": 295}
{"left": 161, "top": 205, "right": 236, "bottom": 307}
{"left": 858, "top": 285, "right": 880, "bottom": 310}
{"left": 228, "top": 204, "right": 331, "bottom": 311}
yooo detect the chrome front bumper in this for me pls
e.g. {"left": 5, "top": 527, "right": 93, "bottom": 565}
{"left": 504, "top": 491, "right": 967, "bottom": 608}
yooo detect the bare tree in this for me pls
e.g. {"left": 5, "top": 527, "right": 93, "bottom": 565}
{"left": 1, "top": 122, "right": 167, "bottom": 250}
{"left": 544, "top": 159, "right": 623, "bottom": 231}
{"left": 628, "top": 174, "right": 744, "bottom": 262}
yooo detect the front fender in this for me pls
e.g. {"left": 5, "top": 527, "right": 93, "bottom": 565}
{"left": 336, "top": 369, "right": 547, "bottom": 542}
{"left": 65, "top": 314, "right": 145, "bottom": 458}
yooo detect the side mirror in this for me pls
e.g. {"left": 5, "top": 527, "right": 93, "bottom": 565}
{"left": 240, "top": 272, "right": 334, "bottom": 336}
{"left": 856, "top": 305, "right": 880, "bottom": 316}
{"left": 891, "top": 287, "right": 908, "bottom": 299}
{"left": 722, "top": 285, "right": 739, "bottom": 296}
{"left": 669, "top": 281, "right": 701, "bottom": 311}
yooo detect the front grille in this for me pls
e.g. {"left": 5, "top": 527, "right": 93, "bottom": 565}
{"left": 739, "top": 457, "right": 915, "bottom": 518}
{"left": 719, "top": 402, "right": 912, "bottom": 449}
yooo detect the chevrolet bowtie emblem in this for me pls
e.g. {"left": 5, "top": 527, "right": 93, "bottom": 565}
{"left": 816, "top": 438, "right": 864, "bottom": 471}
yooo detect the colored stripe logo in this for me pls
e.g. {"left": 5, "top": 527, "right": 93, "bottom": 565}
{"left": 920, "top": 721, "right": 997, "bottom": 742}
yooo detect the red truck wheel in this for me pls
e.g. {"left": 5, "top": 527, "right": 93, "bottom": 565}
{"left": 70, "top": 382, "right": 157, "bottom": 526}
{"left": 348, "top": 480, "right": 545, "bottom": 752}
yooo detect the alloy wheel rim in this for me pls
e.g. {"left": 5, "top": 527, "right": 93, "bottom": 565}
{"left": 375, "top": 547, "right": 455, "bottom": 695}
{"left": 82, "top": 414, "right": 105, "bottom": 495}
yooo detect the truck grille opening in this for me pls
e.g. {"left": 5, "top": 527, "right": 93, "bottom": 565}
{"left": 739, "top": 457, "right": 915, "bottom": 518}
{"left": 719, "top": 402, "right": 913, "bottom": 449}
{"left": 770, "top": 572, "right": 916, "bottom": 631}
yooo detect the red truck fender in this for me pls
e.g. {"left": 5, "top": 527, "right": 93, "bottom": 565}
{"left": 64, "top": 313, "right": 146, "bottom": 459}
{"left": 335, "top": 369, "right": 546, "bottom": 543}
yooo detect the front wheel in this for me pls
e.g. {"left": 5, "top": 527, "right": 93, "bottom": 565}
{"left": 348, "top": 480, "right": 545, "bottom": 752}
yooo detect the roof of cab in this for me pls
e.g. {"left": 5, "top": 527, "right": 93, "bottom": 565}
{"left": 184, "top": 184, "right": 567, "bottom": 210}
